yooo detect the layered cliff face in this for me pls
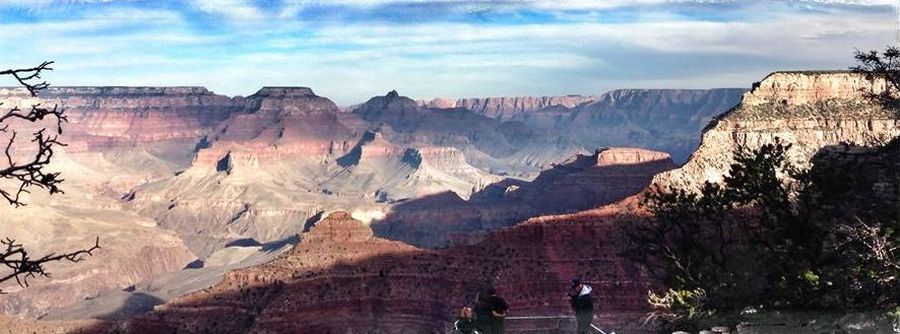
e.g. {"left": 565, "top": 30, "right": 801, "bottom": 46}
{"left": 416, "top": 90, "right": 744, "bottom": 166}
{"left": 372, "top": 147, "right": 676, "bottom": 247}
{"left": 0, "top": 86, "right": 240, "bottom": 165}
{"left": 326, "top": 130, "right": 501, "bottom": 201}
{"left": 653, "top": 72, "right": 900, "bottom": 191}
{"left": 419, "top": 95, "right": 598, "bottom": 120}
{"left": 193, "top": 87, "right": 356, "bottom": 166}
{"left": 126, "top": 210, "right": 650, "bottom": 334}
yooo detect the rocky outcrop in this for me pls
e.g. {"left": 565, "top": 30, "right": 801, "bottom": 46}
{"left": 127, "top": 210, "right": 651, "bottom": 334}
{"left": 193, "top": 86, "right": 355, "bottom": 167}
{"left": 653, "top": 72, "right": 900, "bottom": 192}
{"left": 419, "top": 95, "right": 598, "bottom": 120}
{"left": 372, "top": 147, "right": 676, "bottom": 247}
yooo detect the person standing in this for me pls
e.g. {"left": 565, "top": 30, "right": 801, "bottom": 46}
{"left": 452, "top": 306, "right": 480, "bottom": 334}
{"left": 568, "top": 278, "right": 594, "bottom": 334}
{"left": 474, "top": 288, "right": 508, "bottom": 334}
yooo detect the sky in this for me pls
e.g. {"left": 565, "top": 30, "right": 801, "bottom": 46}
{"left": 0, "top": 0, "right": 897, "bottom": 105}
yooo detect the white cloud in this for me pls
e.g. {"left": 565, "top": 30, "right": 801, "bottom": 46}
{"left": 189, "top": 0, "right": 264, "bottom": 20}
{"left": 0, "top": 0, "right": 895, "bottom": 105}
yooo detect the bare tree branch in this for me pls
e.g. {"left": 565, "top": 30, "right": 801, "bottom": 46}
{"left": 0, "top": 61, "right": 99, "bottom": 293}
{"left": 0, "top": 237, "right": 100, "bottom": 292}
{"left": 0, "top": 61, "right": 53, "bottom": 97}
{"left": 0, "top": 64, "right": 68, "bottom": 207}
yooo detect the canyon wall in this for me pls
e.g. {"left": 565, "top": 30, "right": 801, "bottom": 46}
{"left": 419, "top": 89, "right": 745, "bottom": 164}
{"left": 526, "top": 88, "right": 747, "bottom": 163}
{"left": 653, "top": 72, "right": 899, "bottom": 191}
{"left": 420, "top": 95, "right": 598, "bottom": 120}
{"left": 0, "top": 86, "right": 241, "bottom": 162}
{"left": 126, "top": 72, "right": 900, "bottom": 333}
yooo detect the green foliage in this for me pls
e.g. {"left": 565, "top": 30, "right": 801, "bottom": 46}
{"left": 625, "top": 137, "right": 900, "bottom": 323}
{"left": 648, "top": 288, "right": 710, "bottom": 320}
{"left": 852, "top": 46, "right": 900, "bottom": 108}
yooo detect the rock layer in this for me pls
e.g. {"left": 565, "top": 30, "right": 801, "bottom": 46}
{"left": 0, "top": 86, "right": 241, "bottom": 160}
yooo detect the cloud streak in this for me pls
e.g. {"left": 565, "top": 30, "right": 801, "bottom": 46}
{"left": 0, "top": 0, "right": 896, "bottom": 105}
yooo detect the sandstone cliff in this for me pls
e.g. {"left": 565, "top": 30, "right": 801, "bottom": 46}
{"left": 653, "top": 72, "right": 900, "bottom": 192}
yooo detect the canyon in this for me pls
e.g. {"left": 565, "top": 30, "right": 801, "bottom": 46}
{"left": 119, "top": 71, "right": 899, "bottom": 333}
{"left": 0, "top": 70, "right": 896, "bottom": 333}
{"left": 0, "top": 84, "right": 740, "bottom": 323}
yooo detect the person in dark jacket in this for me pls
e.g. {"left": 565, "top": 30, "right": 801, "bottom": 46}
{"left": 452, "top": 306, "right": 480, "bottom": 334}
{"left": 474, "top": 288, "right": 508, "bottom": 334}
{"left": 473, "top": 291, "right": 491, "bottom": 332}
{"left": 568, "top": 278, "right": 594, "bottom": 334}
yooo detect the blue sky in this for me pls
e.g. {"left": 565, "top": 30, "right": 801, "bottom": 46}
{"left": 0, "top": 0, "right": 897, "bottom": 105}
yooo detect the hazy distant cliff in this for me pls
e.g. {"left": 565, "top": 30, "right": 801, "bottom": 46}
{"left": 514, "top": 89, "right": 746, "bottom": 163}
{"left": 419, "top": 90, "right": 745, "bottom": 164}
{"left": 419, "top": 95, "right": 598, "bottom": 119}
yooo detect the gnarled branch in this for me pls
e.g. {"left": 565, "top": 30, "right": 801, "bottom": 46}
{"left": 0, "top": 61, "right": 99, "bottom": 292}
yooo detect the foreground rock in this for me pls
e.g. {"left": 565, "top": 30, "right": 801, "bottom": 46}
{"left": 126, "top": 210, "right": 651, "bottom": 334}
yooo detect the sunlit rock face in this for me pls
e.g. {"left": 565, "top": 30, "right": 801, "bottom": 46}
{"left": 123, "top": 90, "right": 500, "bottom": 261}
{"left": 372, "top": 147, "right": 676, "bottom": 248}
{"left": 127, "top": 209, "right": 650, "bottom": 334}
{"left": 653, "top": 72, "right": 900, "bottom": 192}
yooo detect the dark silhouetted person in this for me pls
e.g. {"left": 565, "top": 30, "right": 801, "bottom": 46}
{"left": 568, "top": 278, "right": 594, "bottom": 334}
{"left": 474, "top": 288, "right": 508, "bottom": 334}
{"left": 453, "top": 306, "right": 480, "bottom": 334}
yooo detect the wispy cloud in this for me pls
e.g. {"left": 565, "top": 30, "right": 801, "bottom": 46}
{"left": 189, "top": 0, "right": 264, "bottom": 20}
{"left": 0, "top": 0, "right": 896, "bottom": 105}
